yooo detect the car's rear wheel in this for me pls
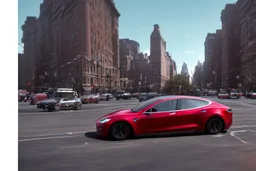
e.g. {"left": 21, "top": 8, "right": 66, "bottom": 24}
{"left": 109, "top": 122, "right": 132, "bottom": 140}
{"left": 206, "top": 117, "right": 224, "bottom": 134}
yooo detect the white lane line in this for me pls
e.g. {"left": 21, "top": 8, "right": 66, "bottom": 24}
{"left": 231, "top": 125, "right": 256, "bottom": 129}
{"left": 240, "top": 103, "right": 256, "bottom": 108}
{"left": 212, "top": 134, "right": 224, "bottom": 137}
{"left": 19, "top": 135, "right": 79, "bottom": 142}
{"left": 19, "top": 130, "right": 94, "bottom": 138}
{"left": 230, "top": 130, "right": 248, "bottom": 144}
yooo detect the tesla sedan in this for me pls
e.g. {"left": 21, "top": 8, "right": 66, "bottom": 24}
{"left": 95, "top": 96, "right": 233, "bottom": 140}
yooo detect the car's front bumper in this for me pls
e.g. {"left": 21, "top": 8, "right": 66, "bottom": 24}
{"left": 96, "top": 122, "right": 109, "bottom": 138}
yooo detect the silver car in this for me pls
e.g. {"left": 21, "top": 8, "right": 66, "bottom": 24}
{"left": 59, "top": 97, "right": 82, "bottom": 110}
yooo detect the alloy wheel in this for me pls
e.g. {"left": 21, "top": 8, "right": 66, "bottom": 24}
{"left": 207, "top": 117, "right": 224, "bottom": 134}
{"left": 111, "top": 122, "right": 131, "bottom": 140}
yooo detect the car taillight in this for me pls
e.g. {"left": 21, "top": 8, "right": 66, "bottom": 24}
{"left": 226, "top": 108, "right": 232, "bottom": 113}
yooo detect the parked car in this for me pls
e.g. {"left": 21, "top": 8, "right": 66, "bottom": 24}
{"left": 251, "top": 92, "right": 256, "bottom": 99}
{"left": 81, "top": 94, "right": 100, "bottom": 104}
{"left": 138, "top": 93, "right": 147, "bottom": 102}
{"left": 116, "top": 92, "right": 132, "bottom": 100}
{"left": 218, "top": 90, "right": 229, "bottom": 99}
{"left": 228, "top": 90, "right": 242, "bottom": 99}
{"left": 30, "top": 93, "right": 48, "bottom": 105}
{"left": 101, "top": 93, "right": 113, "bottom": 101}
{"left": 96, "top": 96, "right": 233, "bottom": 140}
{"left": 37, "top": 88, "right": 81, "bottom": 111}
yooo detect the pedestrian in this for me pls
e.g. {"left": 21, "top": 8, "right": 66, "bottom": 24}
{"left": 106, "top": 94, "right": 109, "bottom": 101}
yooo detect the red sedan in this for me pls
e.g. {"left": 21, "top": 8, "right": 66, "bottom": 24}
{"left": 96, "top": 96, "right": 233, "bottom": 140}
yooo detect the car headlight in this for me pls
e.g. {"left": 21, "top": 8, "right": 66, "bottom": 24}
{"left": 99, "top": 118, "right": 111, "bottom": 123}
{"left": 37, "top": 101, "right": 41, "bottom": 104}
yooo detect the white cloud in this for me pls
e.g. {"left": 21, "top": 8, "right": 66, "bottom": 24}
{"left": 185, "top": 34, "right": 190, "bottom": 37}
{"left": 143, "top": 49, "right": 150, "bottom": 55}
{"left": 184, "top": 50, "right": 195, "bottom": 54}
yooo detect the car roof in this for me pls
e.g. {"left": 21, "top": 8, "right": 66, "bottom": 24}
{"left": 157, "top": 95, "right": 211, "bottom": 101}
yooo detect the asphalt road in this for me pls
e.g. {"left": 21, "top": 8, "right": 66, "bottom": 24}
{"left": 18, "top": 97, "right": 256, "bottom": 171}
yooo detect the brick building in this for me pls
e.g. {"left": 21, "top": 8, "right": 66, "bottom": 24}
{"left": 149, "top": 24, "right": 171, "bottom": 91}
{"left": 221, "top": 3, "right": 241, "bottom": 89}
{"left": 204, "top": 33, "right": 216, "bottom": 88}
{"left": 52, "top": 0, "right": 120, "bottom": 93}
{"left": 119, "top": 39, "right": 139, "bottom": 90}
{"left": 240, "top": 0, "right": 256, "bottom": 91}
{"left": 212, "top": 29, "right": 222, "bottom": 90}
{"left": 21, "top": 16, "right": 38, "bottom": 91}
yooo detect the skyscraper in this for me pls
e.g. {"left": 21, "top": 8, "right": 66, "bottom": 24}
{"left": 181, "top": 62, "right": 189, "bottom": 76}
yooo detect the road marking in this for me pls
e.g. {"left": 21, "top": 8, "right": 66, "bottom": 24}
{"left": 19, "top": 135, "right": 79, "bottom": 142}
{"left": 19, "top": 130, "right": 94, "bottom": 138}
{"left": 230, "top": 130, "right": 248, "bottom": 144}
{"left": 231, "top": 125, "right": 256, "bottom": 129}
{"left": 240, "top": 103, "right": 256, "bottom": 108}
{"left": 212, "top": 134, "right": 224, "bottom": 137}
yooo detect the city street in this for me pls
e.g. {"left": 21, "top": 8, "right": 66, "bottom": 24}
{"left": 19, "top": 97, "right": 256, "bottom": 171}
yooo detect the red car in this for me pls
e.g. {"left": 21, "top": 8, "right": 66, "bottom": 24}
{"left": 96, "top": 96, "right": 233, "bottom": 140}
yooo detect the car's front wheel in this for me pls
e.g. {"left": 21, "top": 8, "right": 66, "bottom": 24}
{"left": 74, "top": 104, "right": 81, "bottom": 110}
{"left": 109, "top": 122, "right": 132, "bottom": 140}
{"left": 54, "top": 103, "right": 60, "bottom": 111}
{"left": 206, "top": 117, "right": 224, "bottom": 134}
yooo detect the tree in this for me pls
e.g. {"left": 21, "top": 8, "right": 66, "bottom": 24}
{"left": 163, "top": 74, "right": 191, "bottom": 95}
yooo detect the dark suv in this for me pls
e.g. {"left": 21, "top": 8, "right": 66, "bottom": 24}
{"left": 116, "top": 92, "right": 132, "bottom": 100}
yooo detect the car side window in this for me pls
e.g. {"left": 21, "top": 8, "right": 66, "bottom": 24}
{"left": 148, "top": 100, "right": 178, "bottom": 112}
{"left": 179, "top": 99, "right": 209, "bottom": 110}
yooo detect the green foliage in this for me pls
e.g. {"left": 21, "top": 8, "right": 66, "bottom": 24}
{"left": 163, "top": 74, "right": 191, "bottom": 95}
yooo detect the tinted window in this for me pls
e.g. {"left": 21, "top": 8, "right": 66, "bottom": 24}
{"left": 53, "top": 92, "right": 74, "bottom": 100}
{"left": 150, "top": 100, "right": 177, "bottom": 112}
{"left": 131, "top": 98, "right": 161, "bottom": 112}
{"left": 180, "top": 99, "right": 209, "bottom": 110}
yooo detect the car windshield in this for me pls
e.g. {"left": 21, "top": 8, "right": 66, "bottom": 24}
{"left": 220, "top": 91, "right": 227, "bottom": 94}
{"left": 53, "top": 92, "right": 74, "bottom": 100}
{"left": 131, "top": 97, "right": 161, "bottom": 112}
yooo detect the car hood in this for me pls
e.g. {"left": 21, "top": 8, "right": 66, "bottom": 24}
{"left": 104, "top": 109, "right": 134, "bottom": 118}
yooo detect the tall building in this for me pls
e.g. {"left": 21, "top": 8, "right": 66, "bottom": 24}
{"left": 192, "top": 61, "right": 203, "bottom": 88}
{"left": 212, "top": 29, "right": 222, "bottom": 90}
{"left": 221, "top": 3, "right": 241, "bottom": 89}
{"left": 149, "top": 24, "right": 171, "bottom": 91}
{"left": 173, "top": 60, "right": 177, "bottom": 76}
{"left": 51, "top": 0, "right": 120, "bottom": 93}
{"left": 132, "top": 53, "right": 150, "bottom": 92}
{"left": 240, "top": 0, "right": 256, "bottom": 91}
{"left": 36, "top": 0, "right": 54, "bottom": 90}
{"left": 18, "top": 53, "right": 26, "bottom": 89}
{"left": 204, "top": 33, "right": 216, "bottom": 88}
{"left": 119, "top": 39, "right": 139, "bottom": 90}
{"left": 181, "top": 62, "right": 189, "bottom": 76}
{"left": 21, "top": 16, "right": 38, "bottom": 91}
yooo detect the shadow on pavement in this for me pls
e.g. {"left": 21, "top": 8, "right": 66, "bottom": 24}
{"left": 84, "top": 131, "right": 110, "bottom": 141}
{"left": 85, "top": 131, "right": 207, "bottom": 142}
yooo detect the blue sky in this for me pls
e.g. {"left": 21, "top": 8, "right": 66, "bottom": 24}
{"left": 18, "top": 0, "right": 237, "bottom": 73}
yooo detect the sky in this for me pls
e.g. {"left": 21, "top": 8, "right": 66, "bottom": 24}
{"left": 18, "top": 0, "right": 237, "bottom": 74}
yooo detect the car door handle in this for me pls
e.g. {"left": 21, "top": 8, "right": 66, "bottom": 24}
{"left": 169, "top": 112, "right": 176, "bottom": 115}
{"left": 200, "top": 110, "right": 207, "bottom": 113}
